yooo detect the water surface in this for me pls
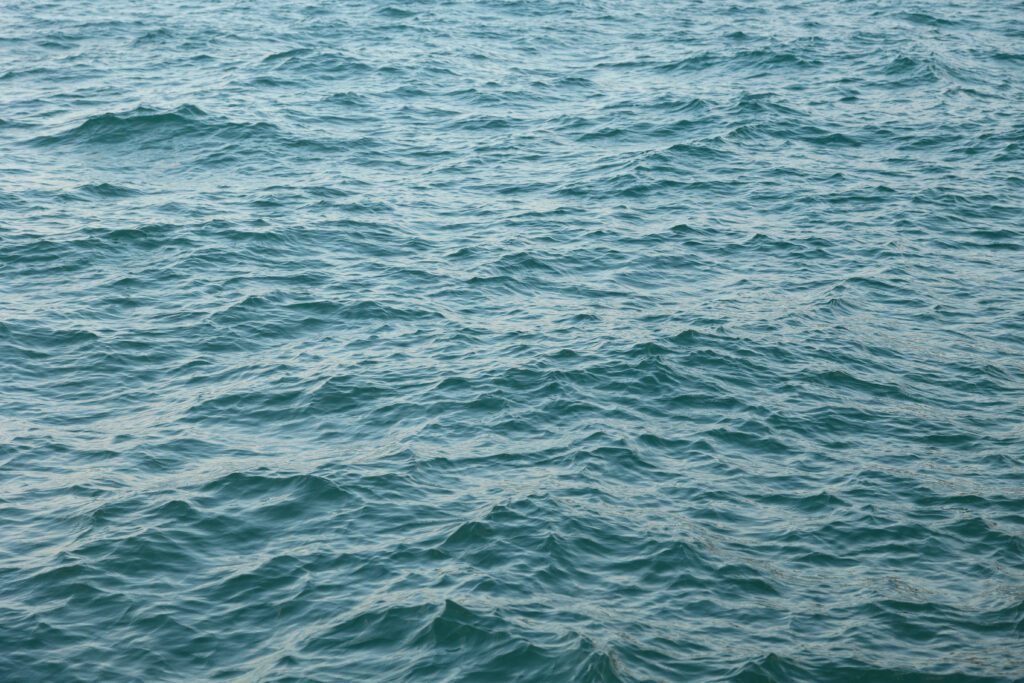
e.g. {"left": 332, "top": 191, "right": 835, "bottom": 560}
{"left": 1, "top": 0, "right": 1023, "bottom": 680}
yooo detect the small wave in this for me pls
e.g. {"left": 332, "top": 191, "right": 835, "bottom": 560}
{"left": 36, "top": 104, "right": 209, "bottom": 145}
{"left": 75, "top": 182, "right": 141, "bottom": 198}
{"left": 29, "top": 104, "right": 295, "bottom": 152}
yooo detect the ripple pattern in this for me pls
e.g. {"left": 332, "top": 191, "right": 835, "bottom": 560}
{"left": 1, "top": 0, "right": 1023, "bottom": 681}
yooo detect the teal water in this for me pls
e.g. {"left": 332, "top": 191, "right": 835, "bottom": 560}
{"left": 2, "top": 0, "right": 1023, "bottom": 680}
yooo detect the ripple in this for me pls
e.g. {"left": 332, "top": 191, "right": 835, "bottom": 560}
{"left": 2, "top": 0, "right": 1023, "bottom": 680}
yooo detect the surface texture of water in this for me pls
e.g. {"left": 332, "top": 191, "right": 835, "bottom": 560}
{"left": 2, "top": 0, "right": 1024, "bottom": 681}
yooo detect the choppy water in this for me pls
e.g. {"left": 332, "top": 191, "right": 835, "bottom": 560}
{"left": 2, "top": 0, "right": 1024, "bottom": 680}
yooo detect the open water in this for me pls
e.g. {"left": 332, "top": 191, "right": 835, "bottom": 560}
{"left": 1, "top": 0, "right": 1023, "bottom": 681}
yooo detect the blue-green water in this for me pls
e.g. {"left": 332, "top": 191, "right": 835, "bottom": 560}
{"left": 2, "top": 0, "right": 1023, "bottom": 680}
